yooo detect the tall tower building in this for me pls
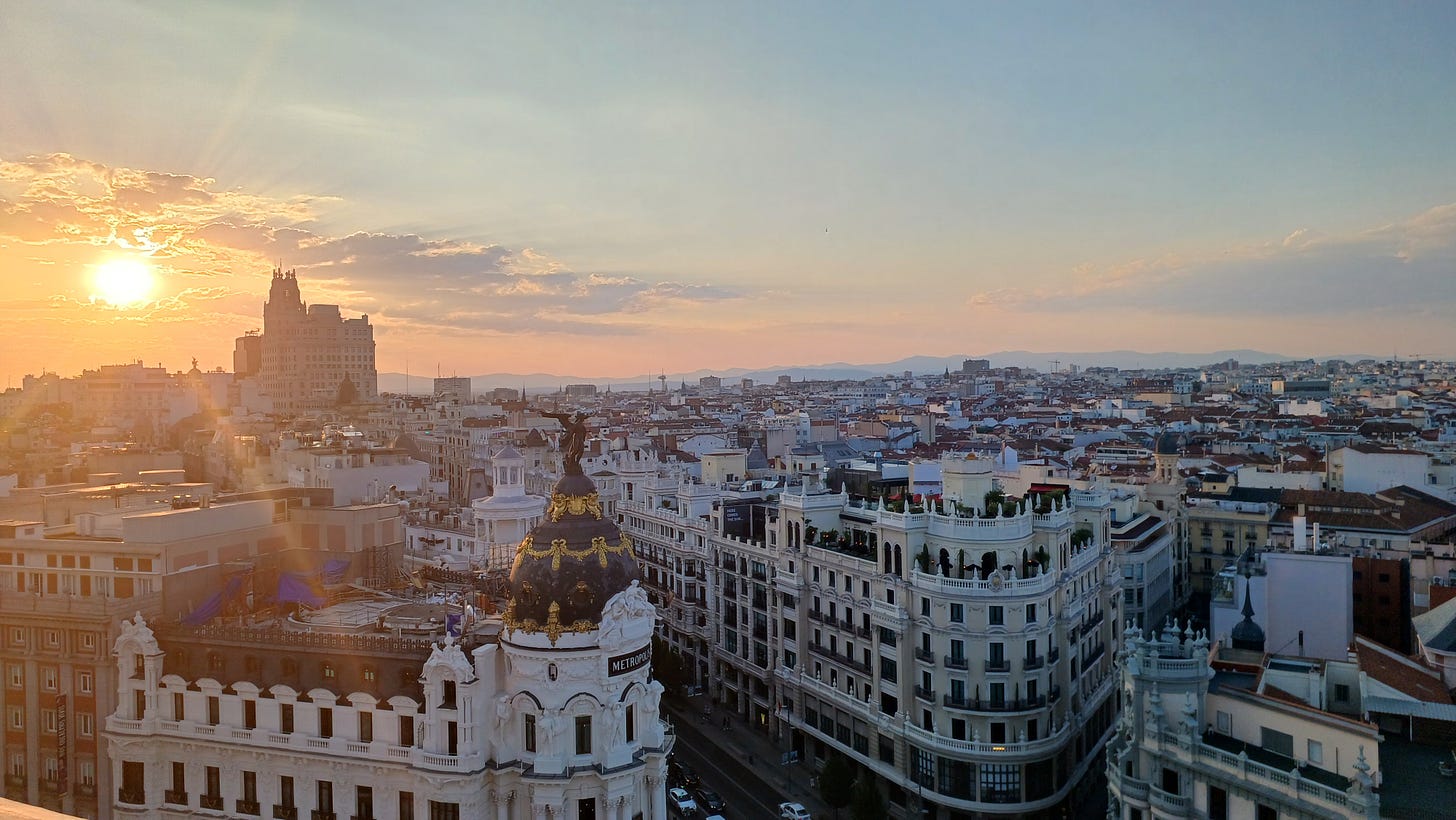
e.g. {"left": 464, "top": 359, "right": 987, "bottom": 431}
{"left": 259, "top": 268, "right": 378, "bottom": 413}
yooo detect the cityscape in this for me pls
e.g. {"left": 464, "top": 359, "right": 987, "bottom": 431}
{"left": 5, "top": 5, "right": 1456, "bottom": 820}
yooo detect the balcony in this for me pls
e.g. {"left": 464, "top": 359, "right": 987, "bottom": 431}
{"left": 312, "top": 812, "right": 338, "bottom": 820}
{"left": 166, "top": 789, "right": 189, "bottom": 806}
{"left": 1149, "top": 785, "right": 1190, "bottom": 816}
{"left": 273, "top": 807, "right": 298, "bottom": 820}
{"left": 942, "top": 695, "right": 1047, "bottom": 714}
{"left": 1048, "top": 685, "right": 1062, "bottom": 703}
{"left": 808, "top": 609, "right": 824, "bottom": 623}
{"left": 1048, "top": 647, "right": 1060, "bottom": 665}
{"left": 201, "top": 794, "right": 225, "bottom": 810}
{"left": 944, "top": 654, "right": 968, "bottom": 670}
{"left": 914, "top": 648, "right": 935, "bottom": 664}
{"left": 118, "top": 788, "right": 146, "bottom": 805}
{"left": 1022, "top": 655, "right": 1044, "bottom": 672}
{"left": 984, "top": 659, "right": 1010, "bottom": 674}
{"left": 237, "top": 800, "right": 262, "bottom": 816}
{"left": 6, "top": 774, "right": 25, "bottom": 788}
{"left": 856, "top": 625, "right": 871, "bottom": 639}
{"left": 914, "top": 686, "right": 935, "bottom": 702}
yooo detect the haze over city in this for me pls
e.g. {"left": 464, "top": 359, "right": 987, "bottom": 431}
{"left": 4, "top": 3, "right": 1456, "bottom": 386}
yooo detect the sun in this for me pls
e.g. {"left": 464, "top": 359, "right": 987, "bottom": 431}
{"left": 91, "top": 259, "right": 156, "bottom": 307}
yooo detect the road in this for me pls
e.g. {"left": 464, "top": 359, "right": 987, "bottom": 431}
{"left": 669, "top": 712, "right": 796, "bottom": 819}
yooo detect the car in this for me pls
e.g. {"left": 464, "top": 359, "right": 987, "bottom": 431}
{"left": 679, "top": 764, "right": 701, "bottom": 789}
{"left": 695, "top": 788, "right": 726, "bottom": 814}
{"left": 703, "top": 815, "right": 725, "bottom": 820}
{"left": 778, "top": 802, "right": 812, "bottom": 820}
{"left": 669, "top": 787, "right": 699, "bottom": 816}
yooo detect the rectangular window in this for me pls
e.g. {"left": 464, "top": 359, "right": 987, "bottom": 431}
{"left": 356, "top": 785, "right": 374, "bottom": 819}
{"left": 281, "top": 703, "right": 294, "bottom": 733}
{"left": 1307, "top": 739, "right": 1323, "bottom": 765}
{"left": 79, "top": 711, "right": 94, "bottom": 737}
{"left": 172, "top": 760, "right": 186, "bottom": 793}
{"left": 625, "top": 705, "right": 635, "bottom": 743}
{"left": 1026, "top": 603, "right": 1037, "bottom": 623}
{"left": 399, "top": 792, "right": 415, "bottom": 820}
{"left": 1216, "top": 710, "right": 1231, "bottom": 734}
{"left": 42, "top": 667, "right": 57, "bottom": 690}
{"left": 1208, "top": 785, "right": 1227, "bottom": 820}
{"left": 989, "top": 606, "right": 1004, "bottom": 626}
{"left": 244, "top": 700, "right": 256, "bottom": 730}
{"left": 206, "top": 766, "right": 220, "bottom": 798}
{"left": 950, "top": 603, "right": 964, "bottom": 623}
{"left": 6, "top": 665, "right": 20, "bottom": 688}
{"left": 207, "top": 696, "right": 219, "bottom": 725}
{"left": 428, "top": 801, "right": 460, "bottom": 820}
{"left": 78, "top": 670, "right": 93, "bottom": 694}
{"left": 524, "top": 714, "right": 537, "bottom": 753}
{"left": 243, "top": 770, "right": 257, "bottom": 802}
{"left": 575, "top": 715, "right": 592, "bottom": 754}
{"left": 280, "top": 775, "right": 295, "bottom": 809}
{"left": 359, "top": 711, "right": 373, "bottom": 743}
{"left": 319, "top": 707, "right": 333, "bottom": 738}
{"left": 1260, "top": 727, "right": 1294, "bottom": 759}
{"left": 400, "top": 714, "right": 414, "bottom": 746}
{"left": 316, "top": 780, "right": 333, "bottom": 813}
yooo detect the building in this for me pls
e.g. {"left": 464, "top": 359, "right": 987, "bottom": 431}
{"left": 1105, "top": 624, "right": 1382, "bottom": 820}
{"left": 104, "top": 454, "right": 670, "bottom": 820}
{"left": 259, "top": 268, "right": 378, "bottom": 414}
{"left": 433, "top": 377, "right": 473, "bottom": 404}
{"left": 1210, "top": 546, "right": 1355, "bottom": 662}
{"left": 0, "top": 491, "right": 402, "bottom": 819}
{"left": 617, "top": 452, "right": 1121, "bottom": 816}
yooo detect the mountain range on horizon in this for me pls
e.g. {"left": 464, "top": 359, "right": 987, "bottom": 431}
{"left": 377, "top": 348, "right": 1395, "bottom": 394}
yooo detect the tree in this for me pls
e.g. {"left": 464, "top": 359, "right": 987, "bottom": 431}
{"left": 818, "top": 752, "right": 855, "bottom": 818}
{"left": 848, "top": 773, "right": 887, "bottom": 820}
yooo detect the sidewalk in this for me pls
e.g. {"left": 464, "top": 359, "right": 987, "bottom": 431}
{"left": 667, "top": 695, "right": 833, "bottom": 819}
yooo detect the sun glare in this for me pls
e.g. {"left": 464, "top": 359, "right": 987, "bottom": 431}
{"left": 91, "top": 259, "right": 156, "bottom": 307}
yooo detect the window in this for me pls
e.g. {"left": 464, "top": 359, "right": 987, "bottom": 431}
{"left": 359, "top": 711, "right": 373, "bottom": 743}
{"left": 78, "top": 669, "right": 93, "bottom": 694}
{"left": 207, "top": 696, "right": 219, "bottom": 726}
{"left": 428, "top": 801, "right": 460, "bottom": 820}
{"left": 356, "top": 785, "right": 374, "bottom": 820}
{"left": 8, "top": 706, "right": 22, "bottom": 730}
{"left": 920, "top": 597, "right": 930, "bottom": 617}
{"left": 281, "top": 703, "right": 294, "bottom": 733}
{"left": 1216, "top": 710, "right": 1231, "bottom": 734}
{"left": 242, "top": 770, "right": 258, "bottom": 803}
{"left": 524, "top": 714, "right": 537, "bottom": 752}
{"left": 42, "top": 709, "right": 57, "bottom": 733}
{"left": 400, "top": 714, "right": 414, "bottom": 746}
{"left": 316, "top": 781, "right": 333, "bottom": 813}
{"left": 78, "top": 711, "right": 94, "bottom": 737}
{"left": 42, "top": 667, "right": 57, "bottom": 691}
{"left": 989, "top": 606, "right": 1004, "bottom": 626}
{"left": 1026, "top": 603, "right": 1037, "bottom": 623}
{"left": 1260, "top": 727, "right": 1294, "bottom": 758}
{"left": 950, "top": 603, "right": 964, "bottom": 623}
{"left": 206, "top": 766, "right": 221, "bottom": 799}
{"left": 244, "top": 700, "right": 256, "bottom": 729}
{"left": 279, "top": 775, "right": 295, "bottom": 809}
{"left": 1335, "top": 684, "right": 1350, "bottom": 702}
{"left": 6, "top": 665, "right": 20, "bottom": 688}
{"left": 575, "top": 715, "right": 592, "bottom": 754}
{"left": 399, "top": 792, "right": 415, "bottom": 820}
{"left": 319, "top": 706, "right": 333, "bottom": 738}
{"left": 171, "top": 760, "right": 187, "bottom": 796}
{"left": 1208, "top": 785, "right": 1227, "bottom": 820}
{"left": 1307, "top": 739, "right": 1323, "bottom": 765}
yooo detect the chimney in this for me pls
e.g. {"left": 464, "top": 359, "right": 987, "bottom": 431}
{"left": 1293, "top": 515, "right": 1308, "bottom": 552}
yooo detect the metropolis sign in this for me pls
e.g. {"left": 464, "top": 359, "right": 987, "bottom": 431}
{"left": 607, "top": 644, "right": 651, "bottom": 677}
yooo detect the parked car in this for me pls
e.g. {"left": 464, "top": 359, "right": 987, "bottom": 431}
{"left": 669, "top": 787, "right": 699, "bottom": 816}
{"left": 695, "top": 788, "right": 726, "bottom": 814}
{"left": 778, "top": 802, "right": 812, "bottom": 820}
{"left": 678, "top": 764, "right": 701, "bottom": 789}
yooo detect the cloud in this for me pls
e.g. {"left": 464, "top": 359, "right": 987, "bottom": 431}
{"left": 0, "top": 153, "right": 741, "bottom": 341}
{"left": 966, "top": 201, "right": 1456, "bottom": 318}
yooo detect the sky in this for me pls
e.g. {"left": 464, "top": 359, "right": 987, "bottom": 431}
{"left": 3, "top": 2, "right": 1456, "bottom": 385}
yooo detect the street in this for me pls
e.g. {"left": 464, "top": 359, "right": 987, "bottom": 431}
{"left": 669, "top": 710, "right": 801, "bottom": 819}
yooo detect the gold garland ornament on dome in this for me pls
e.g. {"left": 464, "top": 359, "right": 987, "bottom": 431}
{"left": 502, "top": 600, "right": 600, "bottom": 645}
{"left": 546, "top": 491, "right": 603, "bottom": 522}
{"left": 516, "top": 534, "right": 634, "bottom": 571}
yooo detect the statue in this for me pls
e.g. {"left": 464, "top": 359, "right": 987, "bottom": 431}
{"left": 495, "top": 695, "right": 512, "bottom": 735}
{"left": 542, "top": 411, "right": 589, "bottom": 475}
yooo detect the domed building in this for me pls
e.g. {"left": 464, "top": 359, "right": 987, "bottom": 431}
{"left": 104, "top": 448, "right": 669, "bottom": 820}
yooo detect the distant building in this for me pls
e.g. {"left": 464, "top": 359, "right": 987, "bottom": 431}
{"left": 433, "top": 376, "right": 472, "bottom": 403}
{"left": 564, "top": 384, "right": 598, "bottom": 397}
{"left": 259, "top": 268, "right": 377, "bottom": 413}
{"left": 961, "top": 358, "right": 990, "bottom": 373}
{"left": 232, "top": 331, "right": 262, "bottom": 377}
{"left": 697, "top": 375, "right": 721, "bottom": 390}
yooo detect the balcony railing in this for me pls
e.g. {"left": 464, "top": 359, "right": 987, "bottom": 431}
{"left": 1149, "top": 785, "right": 1190, "bottom": 814}
{"left": 201, "top": 794, "right": 225, "bottom": 810}
{"left": 311, "top": 811, "right": 338, "bottom": 820}
{"left": 944, "top": 655, "right": 968, "bottom": 670}
{"left": 914, "top": 648, "right": 935, "bottom": 664}
{"left": 985, "top": 659, "right": 1010, "bottom": 673}
{"left": 914, "top": 686, "right": 935, "bottom": 702}
{"left": 165, "top": 789, "right": 189, "bottom": 805}
{"left": 237, "top": 799, "right": 262, "bottom": 816}
{"left": 1022, "top": 655, "right": 1044, "bottom": 672}
{"left": 1049, "top": 685, "right": 1062, "bottom": 703}
{"left": 273, "top": 806, "right": 298, "bottom": 820}
{"left": 118, "top": 788, "right": 146, "bottom": 804}
{"left": 942, "top": 695, "right": 1046, "bottom": 713}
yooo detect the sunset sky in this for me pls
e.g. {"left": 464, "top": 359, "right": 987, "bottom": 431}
{"left": 4, "top": 3, "right": 1456, "bottom": 385}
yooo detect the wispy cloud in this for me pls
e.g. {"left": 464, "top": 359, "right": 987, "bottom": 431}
{"left": 0, "top": 153, "right": 742, "bottom": 343}
{"left": 966, "top": 202, "right": 1456, "bottom": 318}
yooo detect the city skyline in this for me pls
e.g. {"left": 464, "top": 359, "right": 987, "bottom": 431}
{"left": 4, "top": 3, "right": 1456, "bottom": 386}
